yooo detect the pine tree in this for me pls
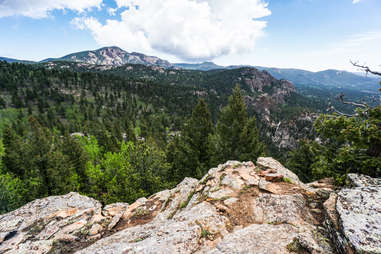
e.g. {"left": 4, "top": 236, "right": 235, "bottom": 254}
{"left": 167, "top": 99, "right": 214, "bottom": 180}
{"left": 183, "top": 99, "right": 214, "bottom": 176}
{"left": 210, "top": 85, "right": 265, "bottom": 165}
{"left": 61, "top": 135, "right": 89, "bottom": 191}
{"left": 2, "top": 126, "right": 28, "bottom": 177}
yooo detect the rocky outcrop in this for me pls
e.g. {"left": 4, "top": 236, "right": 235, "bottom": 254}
{"left": 270, "top": 113, "right": 317, "bottom": 150}
{"left": 0, "top": 192, "right": 129, "bottom": 253}
{"left": 45, "top": 47, "right": 173, "bottom": 68}
{"left": 1, "top": 158, "right": 379, "bottom": 254}
{"left": 324, "top": 174, "right": 381, "bottom": 254}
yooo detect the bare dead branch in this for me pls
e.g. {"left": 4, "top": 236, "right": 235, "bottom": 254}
{"left": 327, "top": 105, "right": 355, "bottom": 117}
{"left": 337, "top": 93, "right": 368, "bottom": 108}
{"left": 350, "top": 61, "right": 381, "bottom": 76}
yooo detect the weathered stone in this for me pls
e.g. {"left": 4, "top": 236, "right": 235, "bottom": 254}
{"left": 257, "top": 157, "right": 302, "bottom": 185}
{"left": 103, "top": 203, "right": 129, "bottom": 217}
{"left": 323, "top": 193, "right": 338, "bottom": 230}
{"left": 223, "top": 198, "right": 238, "bottom": 206}
{"left": 107, "top": 206, "right": 127, "bottom": 230}
{"left": 0, "top": 192, "right": 102, "bottom": 253}
{"left": 324, "top": 174, "right": 381, "bottom": 254}
{"left": 346, "top": 173, "right": 381, "bottom": 188}
{"left": 5, "top": 159, "right": 369, "bottom": 254}
{"left": 264, "top": 173, "right": 284, "bottom": 182}
{"left": 204, "top": 224, "right": 298, "bottom": 253}
{"left": 220, "top": 174, "right": 245, "bottom": 190}
{"left": 258, "top": 178, "right": 283, "bottom": 194}
{"left": 255, "top": 193, "right": 312, "bottom": 226}
{"left": 77, "top": 202, "right": 229, "bottom": 254}
{"left": 336, "top": 183, "right": 381, "bottom": 253}
{"left": 207, "top": 188, "right": 234, "bottom": 201}
{"left": 89, "top": 223, "right": 103, "bottom": 236}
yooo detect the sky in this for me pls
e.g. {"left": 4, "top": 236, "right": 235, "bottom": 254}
{"left": 0, "top": 0, "right": 380, "bottom": 72}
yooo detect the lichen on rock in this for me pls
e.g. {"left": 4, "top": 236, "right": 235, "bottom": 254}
{"left": 1, "top": 158, "right": 379, "bottom": 254}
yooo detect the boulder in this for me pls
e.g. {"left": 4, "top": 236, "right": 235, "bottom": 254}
{"left": 325, "top": 174, "right": 381, "bottom": 254}
{"left": 0, "top": 158, "right": 342, "bottom": 254}
{"left": 257, "top": 157, "right": 302, "bottom": 185}
{"left": 0, "top": 193, "right": 129, "bottom": 254}
{"left": 76, "top": 159, "right": 335, "bottom": 253}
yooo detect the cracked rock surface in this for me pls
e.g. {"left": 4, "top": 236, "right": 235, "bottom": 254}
{"left": 2, "top": 157, "right": 378, "bottom": 254}
{"left": 324, "top": 174, "right": 381, "bottom": 254}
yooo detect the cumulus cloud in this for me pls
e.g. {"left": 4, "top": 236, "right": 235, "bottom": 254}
{"left": 73, "top": 0, "right": 271, "bottom": 61}
{"left": 352, "top": 0, "right": 361, "bottom": 3}
{"left": 0, "top": 0, "right": 102, "bottom": 18}
{"left": 107, "top": 7, "right": 117, "bottom": 16}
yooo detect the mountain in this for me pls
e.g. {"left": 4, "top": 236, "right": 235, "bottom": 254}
{"left": 9, "top": 46, "right": 378, "bottom": 93}
{"left": 256, "top": 67, "right": 380, "bottom": 93}
{"left": 174, "top": 61, "right": 224, "bottom": 71}
{"left": 1, "top": 158, "right": 379, "bottom": 254}
{"left": 171, "top": 61, "right": 380, "bottom": 93}
{"left": 41, "top": 46, "right": 173, "bottom": 68}
{"left": 0, "top": 56, "right": 35, "bottom": 64}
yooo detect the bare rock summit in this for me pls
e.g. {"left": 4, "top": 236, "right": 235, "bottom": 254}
{"left": 1, "top": 157, "right": 380, "bottom": 253}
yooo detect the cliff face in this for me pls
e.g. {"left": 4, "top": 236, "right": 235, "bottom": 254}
{"left": 1, "top": 158, "right": 379, "bottom": 254}
{"left": 46, "top": 47, "right": 173, "bottom": 68}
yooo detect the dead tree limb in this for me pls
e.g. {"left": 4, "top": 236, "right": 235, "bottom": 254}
{"left": 337, "top": 93, "right": 368, "bottom": 108}
{"left": 327, "top": 104, "right": 356, "bottom": 117}
{"left": 350, "top": 61, "right": 381, "bottom": 76}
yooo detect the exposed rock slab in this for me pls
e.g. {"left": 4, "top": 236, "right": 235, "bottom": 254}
{"left": 257, "top": 157, "right": 302, "bottom": 185}
{"left": 1, "top": 158, "right": 339, "bottom": 254}
{"left": 77, "top": 159, "right": 335, "bottom": 254}
{"left": 324, "top": 174, "right": 381, "bottom": 254}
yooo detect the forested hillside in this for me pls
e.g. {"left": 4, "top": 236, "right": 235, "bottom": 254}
{"left": 0, "top": 60, "right": 379, "bottom": 214}
{"left": 0, "top": 61, "right": 273, "bottom": 212}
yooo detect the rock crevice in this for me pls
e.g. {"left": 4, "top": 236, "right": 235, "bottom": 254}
{"left": 1, "top": 158, "right": 379, "bottom": 254}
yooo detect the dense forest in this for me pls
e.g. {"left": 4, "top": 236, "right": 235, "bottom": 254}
{"left": 0, "top": 61, "right": 380, "bottom": 213}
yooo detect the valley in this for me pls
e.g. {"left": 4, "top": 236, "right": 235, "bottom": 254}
{"left": 1, "top": 0, "right": 380, "bottom": 251}
{"left": 0, "top": 46, "right": 380, "bottom": 230}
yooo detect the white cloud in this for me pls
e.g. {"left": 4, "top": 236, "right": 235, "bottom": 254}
{"left": 0, "top": 0, "right": 102, "bottom": 19}
{"left": 352, "top": 0, "right": 361, "bottom": 4}
{"left": 107, "top": 7, "right": 117, "bottom": 16}
{"left": 115, "top": 0, "right": 130, "bottom": 8}
{"left": 73, "top": 0, "right": 271, "bottom": 61}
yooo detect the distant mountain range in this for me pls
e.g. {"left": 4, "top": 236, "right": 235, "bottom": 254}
{"left": 0, "top": 57, "right": 35, "bottom": 64}
{"left": 254, "top": 67, "right": 380, "bottom": 93}
{"left": 1, "top": 46, "right": 379, "bottom": 93}
{"left": 173, "top": 61, "right": 223, "bottom": 71}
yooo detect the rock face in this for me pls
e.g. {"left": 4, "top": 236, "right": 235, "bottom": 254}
{"left": 45, "top": 46, "right": 173, "bottom": 68}
{"left": 0, "top": 192, "right": 128, "bottom": 253}
{"left": 1, "top": 158, "right": 379, "bottom": 254}
{"left": 324, "top": 174, "right": 381, "bottom": 254}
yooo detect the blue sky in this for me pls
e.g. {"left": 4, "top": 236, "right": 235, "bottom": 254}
{"left": 0, "top": 0, "right": 380, "bottom": 71}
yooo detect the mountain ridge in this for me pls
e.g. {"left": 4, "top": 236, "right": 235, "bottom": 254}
{"left": 1, "top": 46, "right": 379, "bottom": 93}
{"left": 0, "top": 56, "right": 35, "bottom": 64}
{"left": 40, "top": 46, "right": 173, "bottom": 68}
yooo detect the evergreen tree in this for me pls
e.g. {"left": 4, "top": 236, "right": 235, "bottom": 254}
{"left": 0, "top": 96, "right": 6, "bottom": 109}
{"left": 286, "top": 70, "right": 381, "bottom": 184}
{"left": 210, "top": 85, "right": 265, "bottom": 165}
{"left": 61, "top": 135, "right": 89, "bottom": 190}
{"left": 0, "top": 173, "right": 26, "bottom": 214}
{"left": 2, "top": 126, "right": 29, "bottom": 177}
{"left": 286, "top": 139, "right": 318, "bottom": 182}
{"left": 167, "top": 99, "right": 214, "bottom": 180}
{"left": 184, "top": 99, "right": 214, "bottom": 172}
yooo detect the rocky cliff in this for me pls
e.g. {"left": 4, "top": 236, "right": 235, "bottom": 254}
{"left": 43, "top": 47, "right": 173, "bottom": 68}
{"left": 1, "top": 158, "right": 379, "bottom": 254}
